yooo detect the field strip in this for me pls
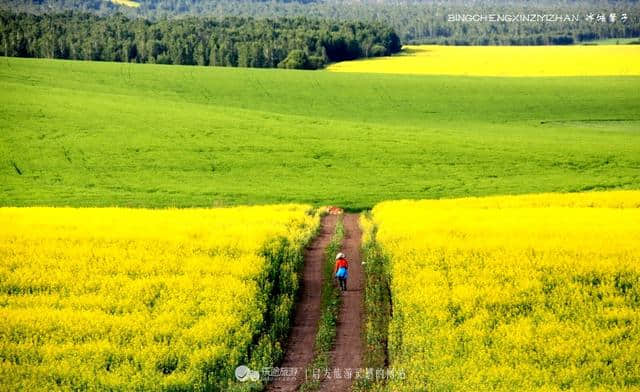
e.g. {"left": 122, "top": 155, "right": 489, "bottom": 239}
{"left": 327, "top": 45, "right": 640, "bottom": 76}
{"left": 366, "top": 191, "right": 640, "bottom": 390}
{"left": 0, "top": 205, "right": 320, "bottom": 390}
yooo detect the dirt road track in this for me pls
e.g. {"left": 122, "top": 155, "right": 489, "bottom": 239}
{"left": 266, "top": 213, "right": 363, "bottom": 392}
{"left": 266, "top": 214, "right": 337, "bottom": 392}
{"left": 319, "top": 213, "right": 363, "bottom": 392}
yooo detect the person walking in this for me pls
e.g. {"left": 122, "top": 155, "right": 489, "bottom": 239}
{"left": 334, "top": 252, "right": 349, "bottom": 292}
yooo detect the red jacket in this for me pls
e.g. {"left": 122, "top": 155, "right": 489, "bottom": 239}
{"left": 334, "top": 258, "right": 348, "bottom": 274}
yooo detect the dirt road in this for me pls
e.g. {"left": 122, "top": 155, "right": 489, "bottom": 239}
{"left": 266, "top": 214, "right": 337, "bottom": 392}
{"left": 319, "top": 213, "right": 364, "bottom": 392}
{"left": 266, "top": 213, "right": 363, "bottom": 392}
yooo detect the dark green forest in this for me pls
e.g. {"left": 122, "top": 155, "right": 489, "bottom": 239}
{"left": 0, "top": 12, "right": 402, "bottom": 68}
{"left": 1, "top": 0, "right": 639, "bottom": 69}
{"left": 2, "top": 0, "right": 639, "bottom": 45}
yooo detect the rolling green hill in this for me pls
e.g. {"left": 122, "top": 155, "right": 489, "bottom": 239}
{"left": 1, "top": 58, "right": 639, "bottom": 209}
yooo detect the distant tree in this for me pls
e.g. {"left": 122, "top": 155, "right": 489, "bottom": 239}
{"left": 1, "top": 0, "right": 638, "bottom": 46}
{"left": 551, "top": 35, "right": 574, "bottom": 45}
{"left": 0, "top": 11, "right": 404, "bottom": 69}
{"left": 369, "top": 44, "right": 386, "bottom": 57}
{"left": 208, "top": 43, "right": 216, "bottom": 66}
{"left": 278, "top": 49, "right": 311, "bottom": 69}
{"left": 307, "top": 55, "right": 324, "bottom": 69}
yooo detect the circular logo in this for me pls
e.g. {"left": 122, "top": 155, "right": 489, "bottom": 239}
{"left": 235, "top": 365, "right": 250, "bottom": 382}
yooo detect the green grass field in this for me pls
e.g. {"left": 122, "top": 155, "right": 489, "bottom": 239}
{"left": 1, "top": 57, "right": 639, "bottom": 209}
{"left": 582, "top": 37, "right": 640, "bottom": 45}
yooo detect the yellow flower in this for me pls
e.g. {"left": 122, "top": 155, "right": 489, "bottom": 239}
{"left": 366, "top": 191, "right": 640, "bottom": 391}
{"left": 0, "top": 205, "right": 318, "bottom": 390}
{"left": 328, "top": 45, "right": 640, "bottom": 76}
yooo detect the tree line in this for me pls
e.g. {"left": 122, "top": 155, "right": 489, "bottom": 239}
{"left": 2, "top": 0, "right": 639, "bottom": 45}
{"left": 0, "top": 11, "right": 402, "bottom": 68}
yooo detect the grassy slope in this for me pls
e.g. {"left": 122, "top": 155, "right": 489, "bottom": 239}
{"left": 582, "top": 37, "right": 640, "bottom": 45}
{"left": 1, "top": 57, "right": 639, "bottom": 209}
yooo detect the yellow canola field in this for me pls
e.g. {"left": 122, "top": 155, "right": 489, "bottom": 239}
{"left": 327, "top": 45, "right": 640, "bottom": 76}
{"left": 111, "top": 0, "right": 140, "bottom": 8}
{"left": 0, "top": 205, "right": 318, "bottom": 391}
{"left": 367, "top": 191, "right": 640, "bottom": 390}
